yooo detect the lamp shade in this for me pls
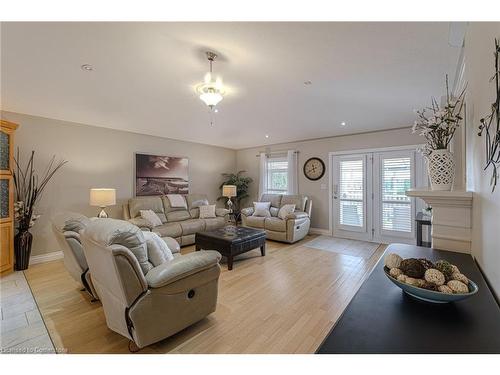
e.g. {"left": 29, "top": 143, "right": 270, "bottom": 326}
{"left": 90, "top": 188, "right": 116, "bottom": 207}
{"left": 222, "top": 185, "right": 237, "bottom": 198}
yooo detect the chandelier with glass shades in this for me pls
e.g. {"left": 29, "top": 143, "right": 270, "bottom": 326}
{"left": 196, "top": 51, "right": 225, "bottom": 110}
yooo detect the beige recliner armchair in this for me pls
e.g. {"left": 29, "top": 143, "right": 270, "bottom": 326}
{"left": 52, "top": 212, "right": 99, "bottom": 301}
{"left": 241, "top": 194, "right": 312, "bottom": 243}
{"left": 81, "top": 218, "right": 221, "bottom": 350}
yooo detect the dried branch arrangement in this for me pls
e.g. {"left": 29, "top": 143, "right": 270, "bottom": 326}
{"left": 478, "top": 39, "right": 500, "bottom": 191}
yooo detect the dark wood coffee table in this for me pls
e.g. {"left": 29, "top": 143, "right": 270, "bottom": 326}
{"left": 195, "top": 226, "right": 266, "bottom": 270}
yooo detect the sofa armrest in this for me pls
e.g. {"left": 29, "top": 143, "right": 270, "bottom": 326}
{"left": 241, "top": 207, "right": 254, "bottom": 217}
{"left": 285, "top": 211, "right": 309, "bottom": 220}
{"left": 162, "top": 236, "right": 181, "bottom": 254}
{"left": 215, "top": 208, "right": 230, "bottom": 217}
{"left": 145, "top": 251, "right": 222, "bottom": 288}
{"left": 128, "top": 217, "right": 153, "bottom": 230}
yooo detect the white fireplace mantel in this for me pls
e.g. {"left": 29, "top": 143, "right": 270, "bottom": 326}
{"left": 406, "top": 188, "right": 473, "bottom": 253}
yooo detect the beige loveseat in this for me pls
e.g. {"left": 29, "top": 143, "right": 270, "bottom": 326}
{"left": 123, "top": 194, "right": 228, "bottom": 246}
{"left": 241, "top": 194, "right": 312, "bottom": 243}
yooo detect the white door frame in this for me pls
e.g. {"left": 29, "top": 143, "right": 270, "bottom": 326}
{"left": 328, "top": 144, "right": 424, "bottom": 238}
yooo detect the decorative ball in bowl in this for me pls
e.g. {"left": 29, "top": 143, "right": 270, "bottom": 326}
{"left": 383, "top": 253, "right": 479, "bottom": 303}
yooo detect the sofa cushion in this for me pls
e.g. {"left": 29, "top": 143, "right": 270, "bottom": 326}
{"left": 281, "top": 195, "right": 307, "bottom": 212}
{"left": 161, "top": 196, "right": 187, "bottom": 214}
{"left": 140, "top": 209, "right": 162, "bottom": 227}
{"left": 270, "top": 207, "right": 279, "bottom": 217}
{"left": 143, "top": 231, "right": 174, "bottom": 266}
{"left": 186, "top": 194, "right": 210, "bottom": 209}
{"left": 153, "top": 222, "right": 182, "bottom": 238}
{"left": 179, "top": 219, "right": 205, "bottom": 235}
{"left": 199, "top": 205, "right": 216, "bottom": 219}
{"left": 265, "top": 217, "right": 287, "bottom": 232}
{"left": 204, "top": 217, "right": 225, "bottom": 231}
{"left": 166, "top": 210, "right": 191, "bottom": 222}
{"left": 278, "top": 204, "right": 296, "bottom": 220}
{"left": 253, "top": 201, "right": 271, "bottom": 217}
{"left": 245, "top": 216, "right": 266, "bottom": 228}
{"left": 129, "top": 197, "right": 167, "bottom": 223}
{"left": 260, "top": 194, "right": 282, "bottom": 208}
{"left": 63, "top": 215, "right": 91, "bottom": 234}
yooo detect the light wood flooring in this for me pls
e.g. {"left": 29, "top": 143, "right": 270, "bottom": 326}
{"left": 23, "top": 235, "right": 386, "bottom": 353}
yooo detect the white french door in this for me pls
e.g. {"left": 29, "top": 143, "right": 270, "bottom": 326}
{"left": 332, "top": 148, "right": 420, "bottom": 244}
{"left": 332, "top": 153, "right": 373, "bottom": 241}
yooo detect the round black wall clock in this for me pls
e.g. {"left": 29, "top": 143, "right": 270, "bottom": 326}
{"left": 303, "top": 157, "right": 325, "bottom": 181}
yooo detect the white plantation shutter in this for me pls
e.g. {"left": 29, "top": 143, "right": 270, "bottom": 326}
{"left": 339, "top": 159, "right": 364, "bottom": 227}
{"left": 381, "top": 157, "right": 412, "bottom": 232}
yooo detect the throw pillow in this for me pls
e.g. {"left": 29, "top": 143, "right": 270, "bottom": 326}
{"left": 143, "top": 231, "right": 174, "bottom": 267}
{"left": 278, "top": 204, "right": 296, "bottom": 220}
{"left": 191, "top": 199, "right": 209, "bottom": 208}
{"left": 253, "top": 201, "right": 271, "bottom": 217}
{"left": 140, "top": 209, "right": 162, "bottom": 227}
{"left": 199, "top": 204, "right": 216, "bottom": 219}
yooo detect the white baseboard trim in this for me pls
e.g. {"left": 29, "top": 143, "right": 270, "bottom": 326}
{"left": 309, "top": 227, "right": 331, "bottom": 236}
{"left": 30, "top": 251, "right": 64, "bottom": 265}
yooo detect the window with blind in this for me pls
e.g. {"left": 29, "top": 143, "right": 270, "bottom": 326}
{"left": 339, "top": 159, "right": 364, "bottom": 227}
{"left": 381, "top": 157, "right": 412, "bottom": 232}
{"left": 266, "top": 158, "right": 288, "bottom": 194}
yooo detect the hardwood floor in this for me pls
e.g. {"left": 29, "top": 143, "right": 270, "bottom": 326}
{"left": 23, "top": 236, "right": 386, "bottom": 353}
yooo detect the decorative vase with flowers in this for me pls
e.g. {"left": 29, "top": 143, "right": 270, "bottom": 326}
{"left": 412, "top": 76, "right": 466, "bottom": 191}
{"left": 12, "top": 149, "right": 66, "bottom": 270}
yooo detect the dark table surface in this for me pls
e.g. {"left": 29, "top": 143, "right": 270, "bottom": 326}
{"left": 196, "top": 226, "right": 265, "bottom": 244}
{"left": 316, "top": 244, "right": 500, "bottom": 354}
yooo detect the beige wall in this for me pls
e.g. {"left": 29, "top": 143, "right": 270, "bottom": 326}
{"left": 1, "top": 111, "right": 236, "bottom": 256}
{"left": 236, "top": 128, "right": 423, "bottom": 230}
{"left": 464, "top": 23, "right": 500, "bottom": 299}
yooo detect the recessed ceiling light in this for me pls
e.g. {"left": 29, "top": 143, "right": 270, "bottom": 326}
{"left": 81, "top": 64, "right": 94, "bottom": 71}
{"left": 214, "top": 109, "right": 219, "bottom": 113}
{"left": 304, "top": 80, "right": 312, "bottom": 85}
{"left": 341, "top": 122, "right": 347, "bottom": 126}
{"left": 265, "top": 134, "right": 269, "bottom": 138}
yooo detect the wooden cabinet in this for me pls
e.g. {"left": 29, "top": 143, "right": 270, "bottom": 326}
{"left": 0, "top": 120, "right": 18, "bottom": 275}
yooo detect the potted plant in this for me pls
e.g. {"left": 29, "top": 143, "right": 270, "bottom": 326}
{"left": 12, "top": 150, "right": 67, "bottom": 270}
{"left": 412, "top": 76, "right": 466, "bottom": 191}
{"left": 217, "top": 170, "right": 253, "bottom": 220}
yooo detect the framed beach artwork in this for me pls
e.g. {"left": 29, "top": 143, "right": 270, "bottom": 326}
{"left": 135, "top": 153, "right": 189, "bottom": 196}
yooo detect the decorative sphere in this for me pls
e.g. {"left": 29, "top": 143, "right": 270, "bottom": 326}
{"left": 438, "top": 285, "right": 453, "bottom": 294}
{"left": 389, "top": 268, "right": 403, "bottom": 278}
{"left": 424, "top": 268, "right": 445, "bottom": 286}
{"left": 435, "top": 260, "right": 454, "bottom": 279}
{"left": 397, "top": 274, "right": 407, "bottom": 283}
{"left": 451, "top": 272, "right": 469, "bottom": 285}
{"left": 400, "top": 258, "right": 426, "bottom": 278}
{"left": 384, "top": 253, "right": 403, "bottom": 269}
{"left": 447, "top": 280, "right": 469, "bottom": 294}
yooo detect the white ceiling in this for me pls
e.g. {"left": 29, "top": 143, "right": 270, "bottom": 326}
{"left": 1, "top": 22, "right": 462, "bottom": 150}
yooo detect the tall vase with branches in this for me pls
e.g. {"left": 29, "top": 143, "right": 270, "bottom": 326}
{"left": 412, "top": 75, "right": 466, "bottom": 190}
{"left": 12, "top": 149, "right": 67, "bottom": 270}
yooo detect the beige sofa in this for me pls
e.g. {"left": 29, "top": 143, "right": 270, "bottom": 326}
{"left": 241, "top": 194, "right": 312, "bottom": 243}
{"left": 81, "top": 218, "right": 221, "bottom": 349}
{"left": 123, "top": 194, "right": 228, "bottom": 246}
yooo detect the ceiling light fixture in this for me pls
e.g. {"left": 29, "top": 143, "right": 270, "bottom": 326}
{"left": 81, "top": 64, "right": 94, "bottom": 71}
{"left": 196, "top": 52, "right": 225, "bottom": 111}
{"left": 265, "top": 134, "right": 270, "bottom": 138}
{"left": 341, "top": 122, "right": 347, "bottom": 126}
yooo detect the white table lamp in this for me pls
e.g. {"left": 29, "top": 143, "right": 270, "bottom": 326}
{"left": 222, "top": 185, "right": 237, "bottom": 213}
{"left": 90, "top": 188, "right": 116, "bottom": 218}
